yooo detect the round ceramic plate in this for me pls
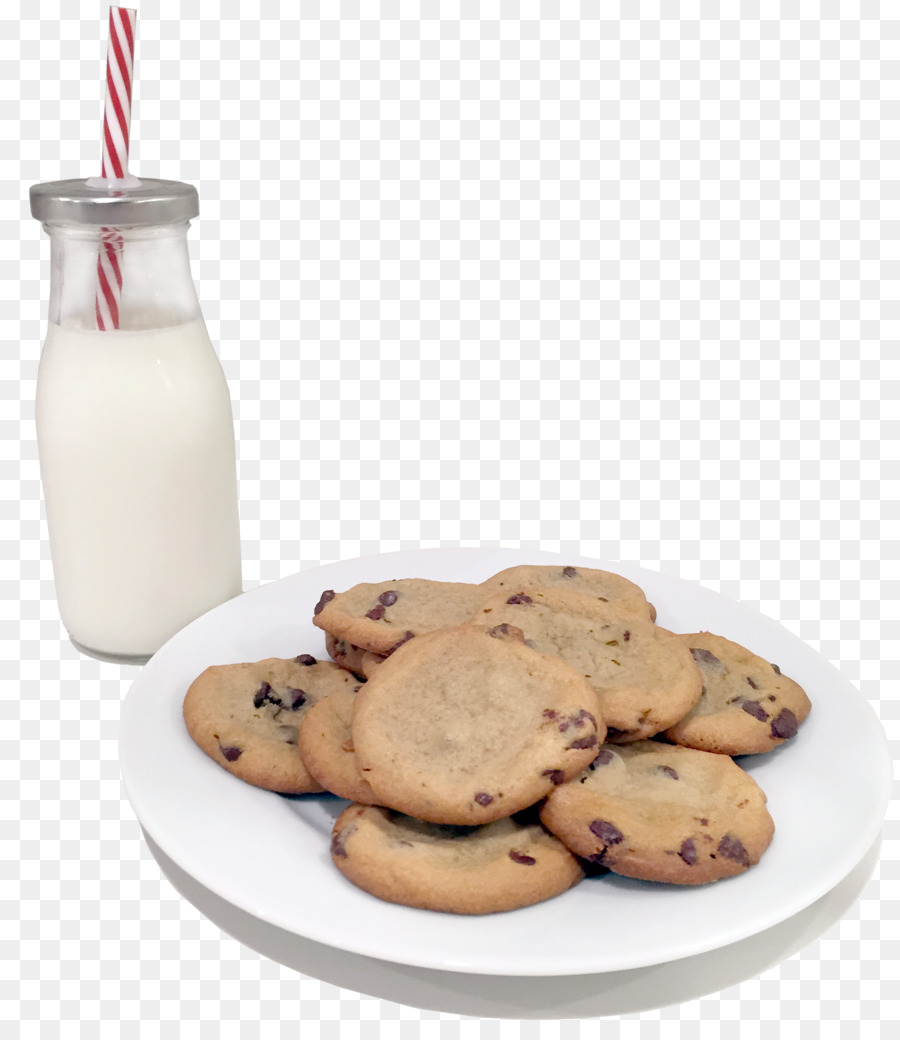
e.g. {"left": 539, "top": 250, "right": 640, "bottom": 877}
{"left": 119, "top": 548, "right": 892, "bottom": 976}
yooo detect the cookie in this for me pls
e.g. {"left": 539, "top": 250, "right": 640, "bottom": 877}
{"left": 183, "top": 655, "right": 358, "bottom": 793}
{"left": 481, "top": 564, "right": 657, "bottom": 622}
{"left": 331, "top": 804, "right": 584, "bottom": 914}
{"left": 324, "top": 633, "right": 373, "bottom": 679}
{"left": 312, "top": 578, "right": 488, "bottom": 655}
{"left": 664, "top": 632, "right": 812, "bottom": 755}
{"left": 540, "top": 740, "right": 775, "bottom": 884}
{"left": 352, "top": 623, "right": 605, "bottom": 824}
{"left": 358, "top": 649, "right": 385, "bottom": 680}
{"left": 473, "top": 588, "right": 702, "bottom": 742}
{"left": 297, "top": 681, "right": 379, "bottom": 804}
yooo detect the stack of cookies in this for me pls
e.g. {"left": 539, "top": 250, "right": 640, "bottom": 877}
{"left": 183, "top": 565, "right": 812, "bottom": 915}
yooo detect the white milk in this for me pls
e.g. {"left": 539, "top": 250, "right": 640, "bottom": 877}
{"left": 35, "top": 318, "right": 242, "bottom": 658}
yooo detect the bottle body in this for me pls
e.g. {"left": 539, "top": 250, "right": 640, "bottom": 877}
{"left": 35, "top": 220, "right": 242, "bottom": 661}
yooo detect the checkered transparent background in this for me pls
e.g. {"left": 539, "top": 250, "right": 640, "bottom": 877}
{"left": 3, "top": 0, "right": 897, "bottom": 1033}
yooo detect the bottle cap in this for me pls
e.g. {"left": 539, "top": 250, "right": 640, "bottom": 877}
{"left": 29, "top": 177, "right": 199, "bottom": 226}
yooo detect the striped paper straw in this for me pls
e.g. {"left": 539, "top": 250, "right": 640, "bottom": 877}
{"left": 95, "top": 7, "right": 137, "bottom": 332}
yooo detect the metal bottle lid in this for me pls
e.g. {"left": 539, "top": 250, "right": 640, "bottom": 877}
{"left": 29, "top": 177, "right": 199, "bottom": 226}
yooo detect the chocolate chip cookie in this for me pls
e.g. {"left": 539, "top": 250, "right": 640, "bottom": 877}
{"left": 540, "top": 740, "right": 775, "bottom": 884}
{"left": 480, "top": 564, "right": 657, "bottom": 622}
{"left": 313, "top": 578, "right": 488, "bottom": 655}
{"left": 324, "top": 633, "right": 377, "bottom": 679}
{"left": 297, "top": 681, "right": 378, "bottom": 804}
{"left": 183, "top": 655, "right": 357, "bottom": 794}
{"left": 664, "top": 632, "right": 812, "bottom": 755}
{"left": 331, "top": 804, "right": 584, "bottom": 914}
{"left": 473, "top": 587, "right": 702, "bottom": 742}
{"left": 352, "top": 624, "right": 605, "bottom": 824}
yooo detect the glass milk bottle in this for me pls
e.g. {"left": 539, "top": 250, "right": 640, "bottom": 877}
{"left": 29, "top": 178, "right": 243, "bottom": 664}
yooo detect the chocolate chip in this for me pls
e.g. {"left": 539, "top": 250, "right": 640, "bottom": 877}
{"left": 509, "top": 849, "right": 537, "bottom": 865}
{"left": 314, "top": 590, "right": 335, "bottom": 615}
{"left": 679, "top": 838, "right": 697, "bottom": 865}
{"left": 740, "top": 698, "right": 768, "bottom": 722}
{"left": 295, "top": 654, "right": 316, "bottom": 665}
{"left": 560, "top": 710, "right": 594, "bottom": 733}
{"left": 288, "top": 688, "right": 307, "bottom": 710}
{"left": 771, "top": 662, "right": 781, "bottom": 674}
{"left": 659, "top": 765, "right": 679, "bottom": 780}
{"left": 543, "top": 709, "right": 559, "bottom": 719}
{"left": 253, "top": 682, "right": 273, "bottom": 709}
{"left": 384, "top": 631, "right": 415, "bottom": 657}
{"left": 770, "top": 708, "right": 798, "bottom": 740}
{"left": 747, "top": 676, "right": 759, "bottom": 689}
{"left": 379, "top": 590, "right": 398, "bottom": 606}
{"left": 365, "top": 604, "right": 386, "bottom": 621}
{"left": 590, "top": 749, "right": 615, "bottom": 768}
{"left": 569, "top": 735, "right": 597, "bottom": 750}
{"left": 589, "top": 820, "right": 624, "bottom": 845}
{"left": 541, "top": 769, "right": 565, "bottom": 785}
{"left": 219, "top": 745, "right": 242, "bottom": 762}
{"left": 623, "top": 630, "right": 631, "bottom": 642}
{"left": 691, "top": 647, "right": 724, "bottom": 670}
{"left": 506, "top": 593, "right": 533, "bottom": 604}
{"left": 488, "top": 623, "right": 526, "bottom": 642}
{"left": 718, "top": 834, "right": 750, "bottom": 866}
{"left": 474, "top": 792, "right": 493, "bottom": 806}
{"left": 331, "top": 832, "right": 348, "bottom": 858}
{"left": 715, "top": 832, "right": 753, "bottom": 865}
{"left": 562, "top": 566, "right": 577, "bottom": 578}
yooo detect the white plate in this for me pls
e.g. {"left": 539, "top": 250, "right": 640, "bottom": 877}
{"left": 119, "top": 548, "right": 892, "bottom": 977}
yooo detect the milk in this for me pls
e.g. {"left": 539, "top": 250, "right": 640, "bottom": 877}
{"left": 35, "top": 318, "right": 243, "bottom": 659}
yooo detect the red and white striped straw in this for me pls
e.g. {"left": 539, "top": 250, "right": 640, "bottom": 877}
{"left": 95, "top": 6, "right": 137, "bottom": 332}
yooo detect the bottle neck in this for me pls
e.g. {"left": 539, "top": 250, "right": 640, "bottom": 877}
{"left": 45, "top": 221, "right": 202, "bottom": 331}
